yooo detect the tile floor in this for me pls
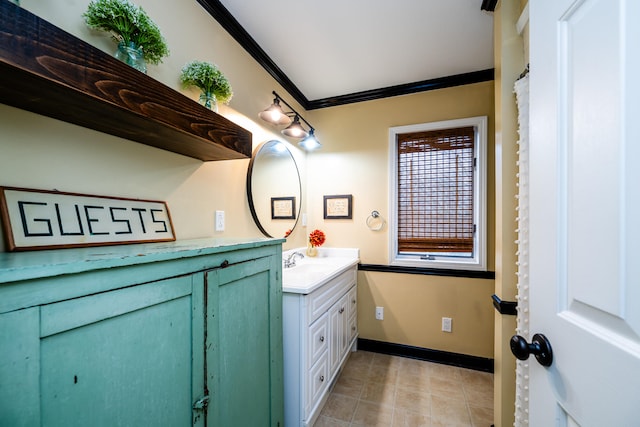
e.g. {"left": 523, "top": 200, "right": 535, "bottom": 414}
{"left": 313, "top": 350, "right": 493, "bottom": 427}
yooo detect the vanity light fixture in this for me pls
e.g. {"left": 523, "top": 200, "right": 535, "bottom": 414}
{"left": 259, "top": 91, "right": 321, "bottom": 150}
{"left": 299, "top": 129, "right": 321, "bottom": 151}
{"left": 282, "top": 115, "right": 308, "bottom": 139}
{"left": 258, "top": 97, "right": 291, "bottom": 126}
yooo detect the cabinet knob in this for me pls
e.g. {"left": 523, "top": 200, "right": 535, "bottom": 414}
{"left": 339, "top": 307, "right": 345, "bottom": 314}
{"left": 319, "top": 375, "right": 324, "bottom": 382}
{"left": 352, "top": 326, "right": 356, "bottom": 331}
{"left": 320, "top": 336, "right": 325, "bottom": 342}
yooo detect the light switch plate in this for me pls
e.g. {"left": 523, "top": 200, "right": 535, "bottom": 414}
{"left": 215, "top": 210, "right": 225, "bottom": 231}
{"left": 442, "top": 317, "right": 452, "bottom": 333}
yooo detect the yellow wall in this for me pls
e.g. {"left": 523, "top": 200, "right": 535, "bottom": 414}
{"left": 1, "top": 0, "right": 496, "bottom": 359}
{"left": 358, "top": 272, "right": 495, "bottom": 357}
{"left": 493, "top": 0, "right": 527, "bottom": 425}
{"left": 305, "top": 83, "right": 496, "bottom": 359}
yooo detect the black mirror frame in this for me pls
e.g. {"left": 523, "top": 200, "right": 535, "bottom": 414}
{"left": 246, "top": 140, "right": 302, "bottom": 238}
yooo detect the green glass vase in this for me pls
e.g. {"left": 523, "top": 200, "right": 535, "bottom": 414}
{"left": 199, "top": 91, "right": 218, "bottom": 112}
{"left": 114, "top": 41, "right": 147, "bottom": 74}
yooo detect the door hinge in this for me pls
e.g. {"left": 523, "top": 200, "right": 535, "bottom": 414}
{"left": 193, "top": 395, "right": 209, "bottom": 411}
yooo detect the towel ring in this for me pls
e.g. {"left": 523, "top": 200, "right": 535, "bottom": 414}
{"left": 366, "top": 210, "right": 386, "bottom": 231}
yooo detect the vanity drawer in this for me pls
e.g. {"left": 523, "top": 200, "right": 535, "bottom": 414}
{"left": 347, "top": 285, "right": 357, "bottom": 319}
{"left": 308, "top": 313, "right": 329, "bottom": 368}
{"left": 306, "top": 352, "right": 329, "bottom": 416}
{"left": 306, "top": 267, "right": 356, "bottom": 324}
{"left": 347, "top": 285, "right": 358, "bottom": 344}
{"left": 348, "top": 312, "right": 358, "bottom": 344}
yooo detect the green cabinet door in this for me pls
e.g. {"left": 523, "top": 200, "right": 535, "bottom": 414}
{"left": 1, "top": 273, "right": 206, "bottom": 427}
{"left": 206, "top": 256, "right": 284, "bottom": 427}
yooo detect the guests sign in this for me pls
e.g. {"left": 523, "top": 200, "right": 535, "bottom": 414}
{"left": 0, "top": 187, "right": 175, "bottom": 251}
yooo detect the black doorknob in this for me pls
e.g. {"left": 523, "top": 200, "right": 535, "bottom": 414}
{"left": 510, "top": 333, "right": 553, "bottom": 367}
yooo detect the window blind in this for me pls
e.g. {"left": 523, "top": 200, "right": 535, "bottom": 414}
{"left": 397, "top": 126, "right": 475, "bottom": 253}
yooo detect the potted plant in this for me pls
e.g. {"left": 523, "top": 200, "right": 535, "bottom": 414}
{"left": 180, "top": 60, "right": 233, "bottom": 111}
{"left": 83, "top": 0, "right": 169, "bottom": 73}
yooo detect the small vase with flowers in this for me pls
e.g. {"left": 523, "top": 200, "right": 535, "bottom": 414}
{"left": 307, "top": 229, "right": 325, "bottom": 257}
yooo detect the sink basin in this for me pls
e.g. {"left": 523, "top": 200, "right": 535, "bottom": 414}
{"left": 282, "top": 248, "right": 359, "bottom": 293}
{"left": 284, "top": 262, "right": 342, "bottom": 283}
{"left": 286, "top": 262, "right": 338, "bottom": 275}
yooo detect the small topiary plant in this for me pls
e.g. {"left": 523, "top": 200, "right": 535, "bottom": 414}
{"left": 83, "top": 0, "right": 169, "bottom": 65}
{"left": 180, "top": 60, "right": 233, "bottom": 107}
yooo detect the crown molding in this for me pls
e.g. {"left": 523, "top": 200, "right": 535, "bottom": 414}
{"left": 307, "top": 69, "right": 495, "bottom": 110}
{"left": 481, "top": 0, "right": 498, "bottom": 12}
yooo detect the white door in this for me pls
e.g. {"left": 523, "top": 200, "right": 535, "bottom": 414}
{"left": 528, "top": 0, "right": 640, "bottom": 425}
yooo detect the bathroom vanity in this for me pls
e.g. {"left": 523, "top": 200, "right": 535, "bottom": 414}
{"left": 282, "top": 248, "right": 359, "bottom": 427}
{"left": 0, "top": 238, "right": 284, "bottom": 427}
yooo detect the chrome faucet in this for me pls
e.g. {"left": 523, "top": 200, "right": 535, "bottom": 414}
{"left": 284, "top": 251, "right": 304, "bottom": 268}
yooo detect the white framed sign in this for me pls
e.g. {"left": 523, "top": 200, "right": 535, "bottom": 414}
{"left": 271, "top": 196, "right": 295, "bottom": 220}
{"left": 0, "top": 187, "right": 175, "bottom": 251}
{"left": 323, "top": 194, "right": 353, "bottom": 219}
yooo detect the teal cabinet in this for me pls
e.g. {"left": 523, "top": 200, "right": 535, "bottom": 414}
{"left": 0, "top": 238, "right": 283, "bottom": 427}
{"left": 207, "top": 257, "right": 283, "bottom": 426}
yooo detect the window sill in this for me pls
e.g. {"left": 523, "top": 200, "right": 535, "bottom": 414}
{"left": 392, "top": 254, "right": 486, "bottom": 271}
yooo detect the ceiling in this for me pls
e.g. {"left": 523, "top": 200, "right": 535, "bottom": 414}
{"left": 198, "top": 0, "right": 495, "bottom": 109}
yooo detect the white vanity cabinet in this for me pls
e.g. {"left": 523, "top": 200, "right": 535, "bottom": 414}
{"left": 282, "top": 252, "right": 359, "bottom": 427}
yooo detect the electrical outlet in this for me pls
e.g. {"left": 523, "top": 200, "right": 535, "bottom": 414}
{"left": 442, "top": 317, "right": 452, "bottom": 333}
{"left": 375, "top": 306, "right": 384, "bottom": 320}
{"left": 215, "top": 210, "right": 225, "bottom": 231}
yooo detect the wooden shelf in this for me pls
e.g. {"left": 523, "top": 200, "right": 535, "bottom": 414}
{"left": 0, "top": 1, "right": 252, "bottom": 161}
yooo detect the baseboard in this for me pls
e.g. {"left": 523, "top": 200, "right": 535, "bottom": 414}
{"left": 357, "top": 338, "right": 494, "bottom": 373}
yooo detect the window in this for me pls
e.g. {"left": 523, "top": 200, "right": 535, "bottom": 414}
{"left": 389, "top": 117, "right": 487, "bottom": 271}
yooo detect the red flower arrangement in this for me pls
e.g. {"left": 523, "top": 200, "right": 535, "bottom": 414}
{"left": 309, "top": 229, "right": 326, "bottom": 247}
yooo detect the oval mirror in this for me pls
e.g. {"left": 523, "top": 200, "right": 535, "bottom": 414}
{"left": 247, "top": 140, "right": 302, "bottom": 238}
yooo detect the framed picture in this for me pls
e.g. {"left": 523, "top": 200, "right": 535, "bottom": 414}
{"left": 323, "top": 194, "right": 353, "bottom": 219}
{"left": 0, "top": 186, "right": 175, "bottom": 252}
{"left": 271, "top": 196, "right": 296, "bottom": 220}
